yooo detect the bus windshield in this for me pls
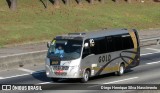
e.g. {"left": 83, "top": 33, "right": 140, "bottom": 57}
{"left": 47, "top": 39, "right": 83, "bottom": 60}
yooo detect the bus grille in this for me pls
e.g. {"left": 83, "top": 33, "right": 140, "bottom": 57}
{"left": 52, "top": 66, "right": 69, "bottom": 70}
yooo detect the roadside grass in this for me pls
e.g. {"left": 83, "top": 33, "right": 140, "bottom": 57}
{"left": 0, "top": 0, "right": 159, "bottom": 47}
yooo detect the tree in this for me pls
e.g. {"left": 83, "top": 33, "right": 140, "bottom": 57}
{"left": 40, "top": 0, "right": 48, "bottom": 9}
{"left": 100, "top": 0, "right": 104, "bottom": 3}
{"left": 54, "top": 0, "right": 59, "bottom": 6}
{"left": 127, "top": 0, "right": 131, "bottom": 3}
{"left": 10, "top": 0, "right": 17, "bottom": 11}
{"left": 90, "top": 0, "right": 94, "bottom": 4}
{"left": 45, "top": 0, "right": 48, "bottom": 8}
{"left": 114, "top": 0, "right": 119, "bottom": 3}
{"left": 76, "top": 0, "right": 82, "bottom": 5}
{"left": 65, "top": 0, "right": 69, "bottom": 5}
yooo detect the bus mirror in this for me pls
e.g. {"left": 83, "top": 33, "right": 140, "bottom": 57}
{"left": 47, "top": 42, "right": 51, "bottom": 48}
{"left": 84, "top": 43, "right": 89, "bottom": 49}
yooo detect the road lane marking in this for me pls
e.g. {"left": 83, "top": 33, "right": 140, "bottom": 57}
{"left": 0, "top": 77, "right": 4, "bottom": 79}
{"left": 88, "top": 77, "right": 138, "bottom": 88}
{"left": 103, "top": 77, "right": 138, "bottom": 84}
{"left": 146, "top": 61, "right": 160, "bottom": 65}
{"left": 0, "top": 73, "right": 30, "bottom": 80}
{"left": 32, "top": 70, "right": 45, "bottom": 74}
{"left": 18, "top": 68, "right": 34, "bottom": 74}
{"left": 38, "top": 82, "right": 52, "bottom": 85}
{"left": 140, "top": 52, "right": 160, "bottom": 56}
{"left": 0, "top": 50, "right": 47, "bottom": 58}
{"left": 146, "top": 48, "right": 160, "bottom": 52}
{"left": 140, "top": 48, "right": 160, "bottom": 56}
{"left": 0, "top": 70, "right": 45, "bottom": 80}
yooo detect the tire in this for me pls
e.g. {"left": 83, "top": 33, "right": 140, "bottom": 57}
{"left": 80, "top": 70, "right": 90, "bottom": 83}
{"left": 116, "top": 64, "right": 125, "bottom": 76}
{"left": 51, "top": 78, "right": 59, "bottom": 82}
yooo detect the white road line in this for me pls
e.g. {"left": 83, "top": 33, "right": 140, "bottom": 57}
{"left": 18, "top": 68, "right": 34, "bottom": 74}
{"left": 0, "top": 73, "right": 30, "bottom": 80}
{"left": 32, "top": 70, "right": 45, "bottom": 74}
{"left": 146, "top": 48, "right": 160, "bottom": 52}
{"left": 89, "top": 77, "right": 138, "bottom": 88}
{"left": 141, "top": 48, "right": 160, "bottom": 56}
{"left": 0, "top": 70, "right": 45, "bottom": 80}
{"left": 38, "top": 82, "right": 52, "bottom": 85}
{"left": 103, "top": 77, "right": 138, "bottom": 84}
{"left": 0, "top": 77, "right": 4, "bottom": 79}
{"left": 146, "top": 61, "right": 160, "bottom": 65}
{"left": 140, "top": 51, "right": 160, "bottom": 56}
{"left": 0, "top": 50, "right": 47, "bottom": 58}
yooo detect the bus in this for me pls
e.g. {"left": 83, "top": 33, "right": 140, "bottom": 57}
{"left": 45, "top": 28, "right": 140, "bottom": 83}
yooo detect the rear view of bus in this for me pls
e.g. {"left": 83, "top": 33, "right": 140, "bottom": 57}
{"left": 45, "top": 29, "right": 140, "bottom": 83}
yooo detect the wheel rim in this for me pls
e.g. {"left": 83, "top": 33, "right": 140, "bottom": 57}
{"left": 84, "top": 72, "right": 89, "bottom": 81}
{"left": 120, "top": 66, "right": 124, "bottom": 74}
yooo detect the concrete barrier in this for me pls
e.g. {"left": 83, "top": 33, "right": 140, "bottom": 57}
{"left": 0, "top": 50, "right": 47, "bottom": 70}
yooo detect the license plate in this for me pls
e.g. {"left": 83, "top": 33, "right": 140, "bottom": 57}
{"left": 55, "top": 70, "right": 64, "bottom": 73}
{"left": 55, "top": 70, "right": 64, "bottom": 75}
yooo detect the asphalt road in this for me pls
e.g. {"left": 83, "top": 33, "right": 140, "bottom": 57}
{"left": 1, "top": 45, "right": 160, "bottom": 93}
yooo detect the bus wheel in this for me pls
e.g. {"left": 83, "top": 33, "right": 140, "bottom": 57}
{"left": 116, "top": 64, "right": 125, "bottom": 76}
{"left": 51, "top": 78, "right": 59, "bottom": 82}
{"left": 81, "top": 70, "right": 90, "bottom": 83}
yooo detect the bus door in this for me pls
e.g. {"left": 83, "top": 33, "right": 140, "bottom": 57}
{"left": 89, "top": 37, "right": 112, "bottom": 75}
{"left": 82, "top": 39, "right": 98, "bottom": 76}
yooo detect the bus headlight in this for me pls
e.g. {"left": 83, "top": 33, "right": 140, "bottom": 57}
{"left": 46, "top": 71, "right": 49, "bottom": 76}
{"left": 45, "top": 65, "right": 52, "bottom": 76}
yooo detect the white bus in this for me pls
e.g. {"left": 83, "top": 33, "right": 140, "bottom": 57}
{"left": 45, "top": 28, "right": 140, "bottom": 83}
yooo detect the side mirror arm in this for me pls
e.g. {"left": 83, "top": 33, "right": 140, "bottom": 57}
{"left": 47, "top": 42, "right": 51, "bottom": 48}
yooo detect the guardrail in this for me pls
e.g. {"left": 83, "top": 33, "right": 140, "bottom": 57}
{"left": 140, "top": 36, "right": 160, "bottom": 46}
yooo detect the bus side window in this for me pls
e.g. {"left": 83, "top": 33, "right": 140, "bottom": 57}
{"left": 106, "top": 36, "right": 115, "bottom": 52}
{"left": 122, "top": 34, "right": 134, "bottom": 49}
{"left": 90, "top": 37, "right": 107, "bottom": 54}
{"left": 113, "top": 35, "right": 123, "bottom": 51}
{"left": 90, "top": 39, "right": 99, "bottom": 55}
{"left": 82, "top": 40, "right": 90, "bottom": 59}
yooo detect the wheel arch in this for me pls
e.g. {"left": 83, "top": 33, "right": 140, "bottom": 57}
{"left": 84, "top": 68, "right": 91, "bottom": 77}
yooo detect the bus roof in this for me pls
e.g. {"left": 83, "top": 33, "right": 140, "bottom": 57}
{"left": 55, "top": 28, "right": 131, "bottom": 40}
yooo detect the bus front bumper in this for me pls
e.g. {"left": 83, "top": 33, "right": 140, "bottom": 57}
{"left": 45, "top": 65, "right": 83, "bottom": 79}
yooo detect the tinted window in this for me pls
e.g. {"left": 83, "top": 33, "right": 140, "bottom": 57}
{"left": 97, "top": 37, "right": 107, "bottom": 54}
{"left": 82, "top": 33, "right": 134, "bottom": 57}
{"left": 106, "top": 34, "right": 134, "bottom": 53}
{"left": 90, "top": 37, "right": 107, "bottom": 54}
{"left": 122, "top": 35, "right": 134, "bottom": 49}
{"left": 113, "top": 35, "right": 123, "bottom": 51}
{"left": 90, "top": 38, "right": 99, "bottom": 54}
{"left": 106, "top": 36, "right": 115, "bottom": 52}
